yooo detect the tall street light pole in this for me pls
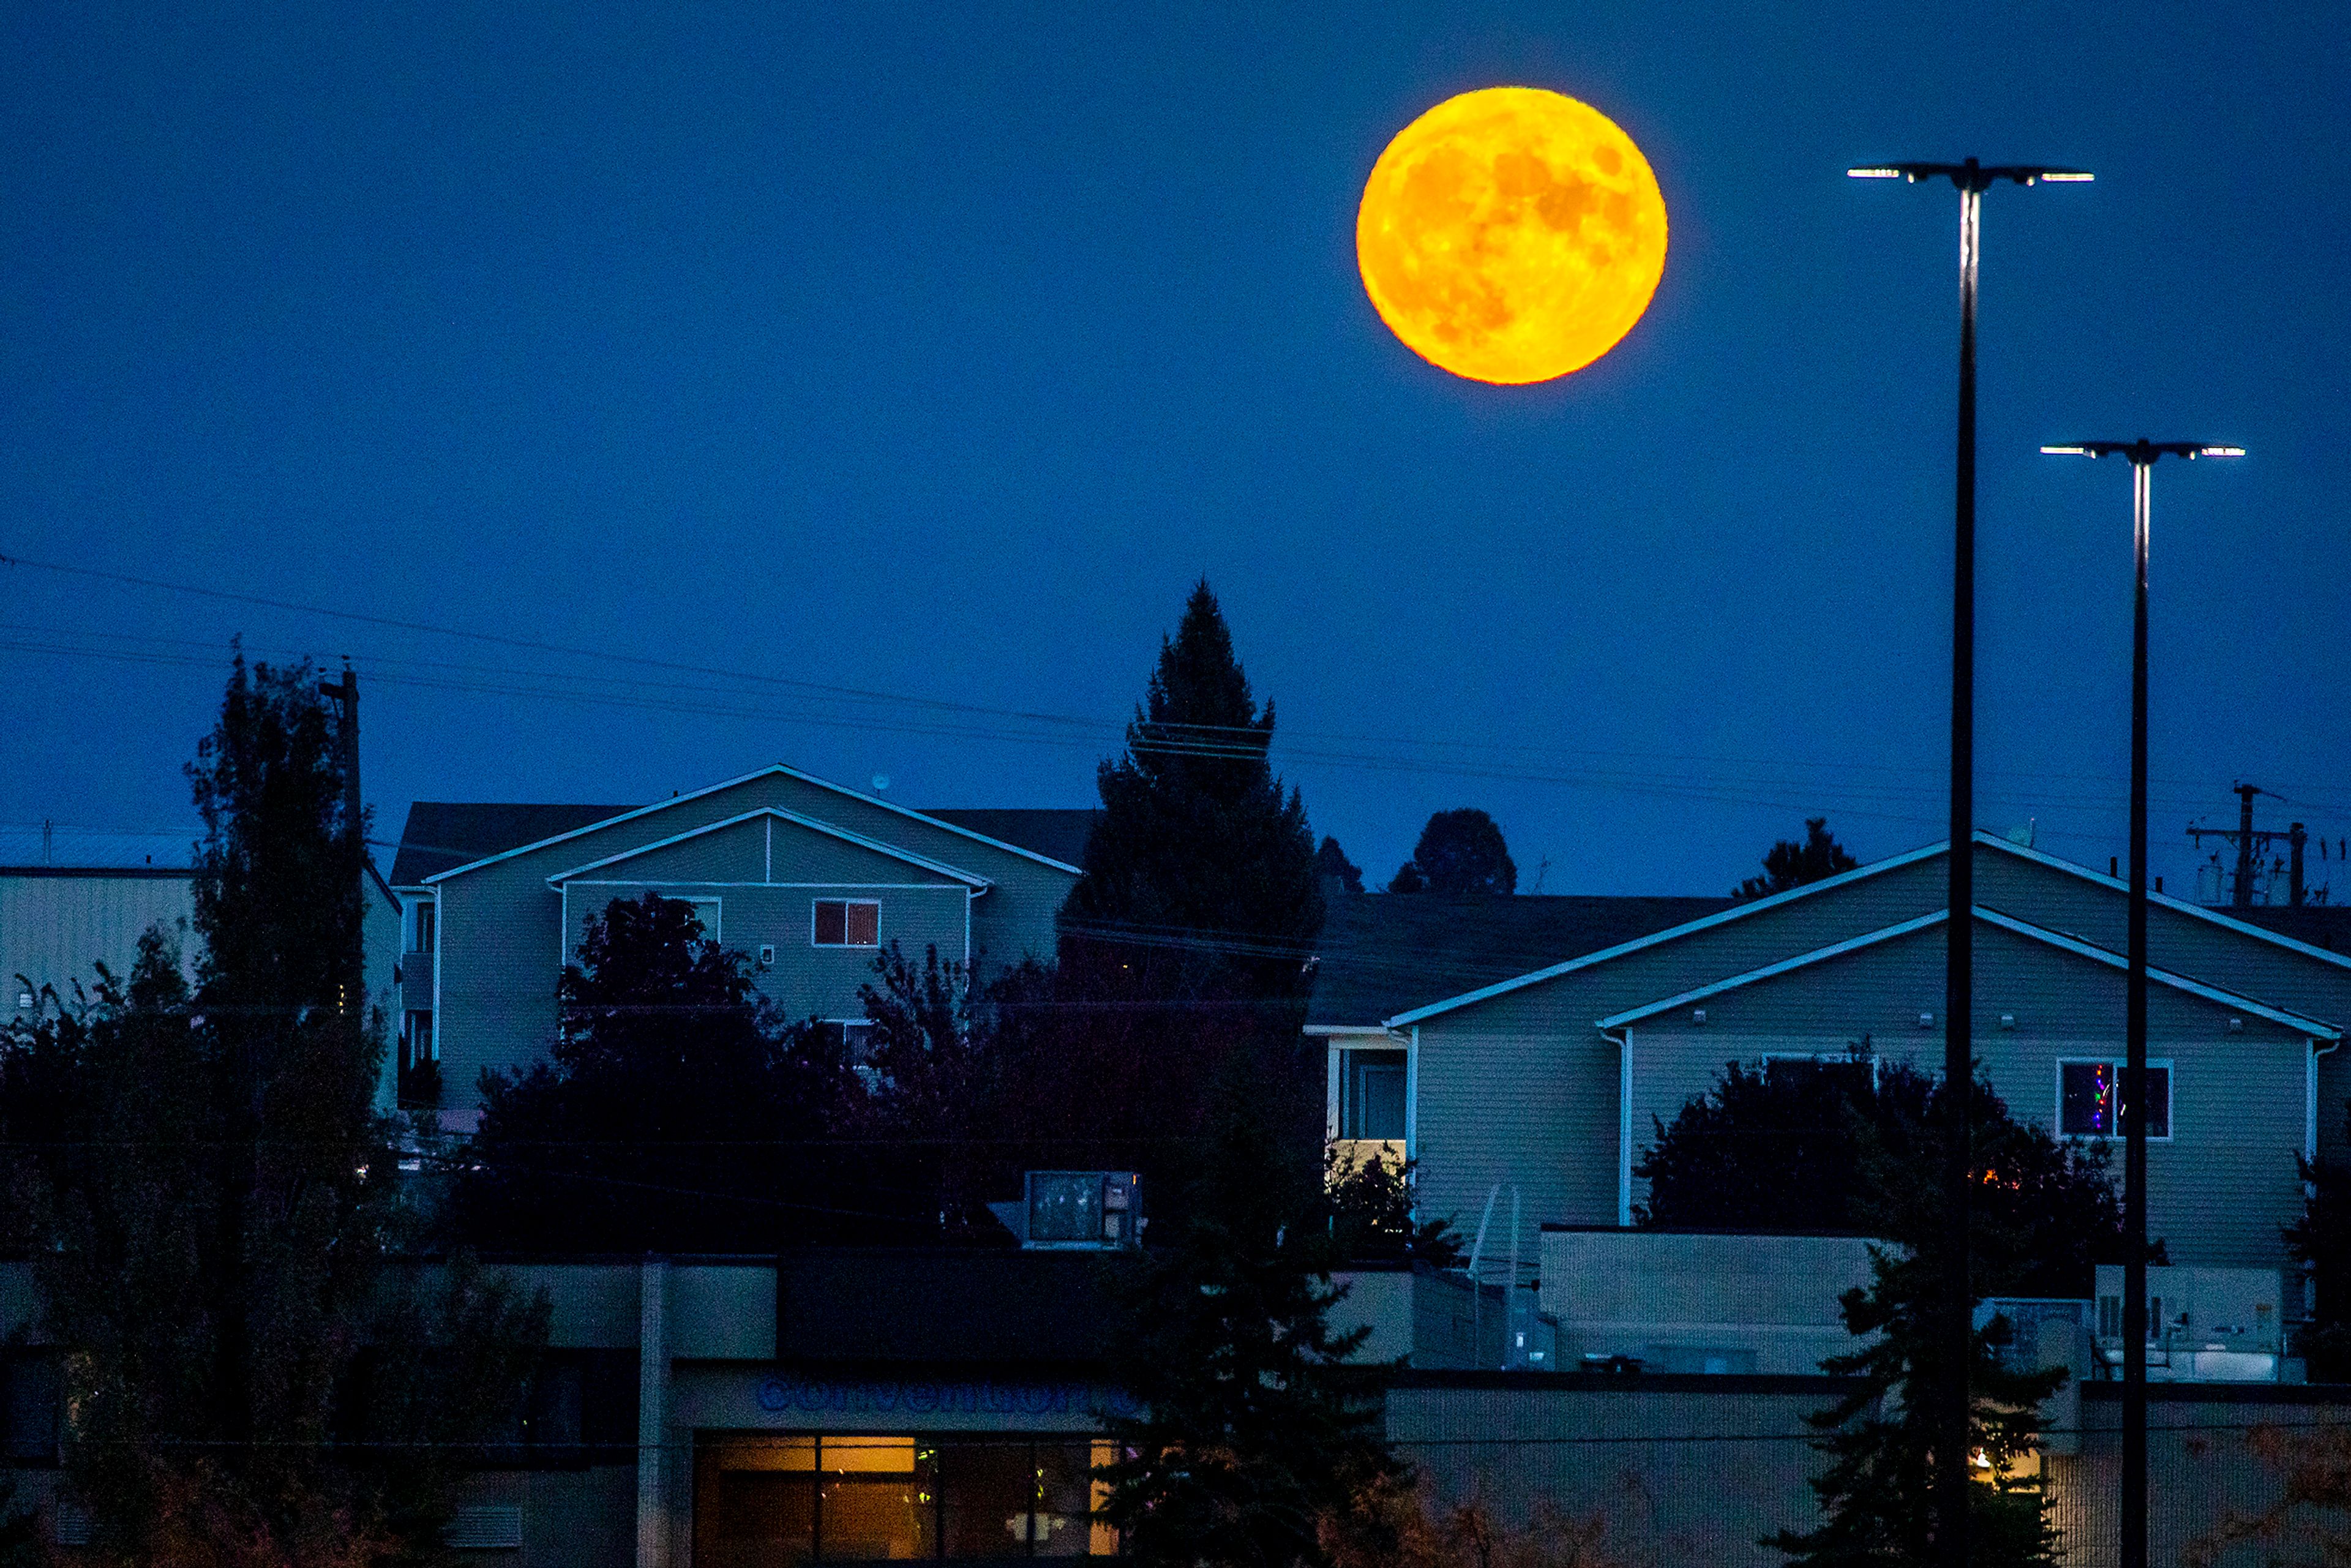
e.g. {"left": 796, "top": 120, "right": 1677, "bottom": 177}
{"left": 2041, "top": 438, "right": 2243, "bottom": 1568}
{"left": 1848, "top": 157, "right": 2091, "bottom": 1568}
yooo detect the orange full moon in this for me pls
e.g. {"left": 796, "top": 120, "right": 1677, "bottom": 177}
{"left": 1357, "top": 87, "right": 1667, "bottom": 384}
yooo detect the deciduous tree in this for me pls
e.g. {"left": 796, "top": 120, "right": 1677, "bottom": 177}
{"left": 1314, "top": 836, "right": 1365, "bottom": 896}
{"left": 3, "top": 656, "right": 547, "bottom": 1566}
{"left": 460, "top": 891, "right": 863, "bottom": 1251}
{"left": 1639, "top": 1057, "right": 2142, "bottom": 1296}
{"left": 2286, "top": 1105, "right": 2351, "bottom": 1379}
{"left": 1390, "top": 809, "right": 1516, "bottom": 896}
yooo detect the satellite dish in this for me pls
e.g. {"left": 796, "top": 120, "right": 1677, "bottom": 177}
{"left": 872, "top": 774, "right": 891, "bottom": 793}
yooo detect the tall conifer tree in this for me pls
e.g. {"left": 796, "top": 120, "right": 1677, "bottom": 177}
{"left": 1059, "top": 582, "right": 1324, "bottom": 1154}
{"left": 1097, "top": 1061, "right": 1394, "bottom": 1568}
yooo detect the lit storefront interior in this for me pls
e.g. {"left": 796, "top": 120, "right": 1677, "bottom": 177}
{"left": 694, "top": 1435, "right": 1118, "bottom": 1563}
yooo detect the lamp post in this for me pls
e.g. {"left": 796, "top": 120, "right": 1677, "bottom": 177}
{"left": 1847, "top": 157, "right": 2091, "bottom": 1568}
{"left": 2041, "top": 438, "right": 2243, "bottom": 1568}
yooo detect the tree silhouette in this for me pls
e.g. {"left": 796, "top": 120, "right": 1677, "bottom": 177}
{"left": 1735, "top": 817, "right": 1859, "bottom": 901}
{"left": 1057, "top": 581, "right": 1325, "bottom": 1160}
{"left": 1314, "top": 836, "right": 1365, "bottom": 895}
{"left": 1390, "top": 808, "right": 1515, "bottom": 895}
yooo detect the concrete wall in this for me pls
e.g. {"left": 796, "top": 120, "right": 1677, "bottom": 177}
{"left": 1540, "top": 1230, "right": 1874, "bottom": 1376}
{"left": 1385, "top": 1374, "right": 1836, "bottom": 1566}
{"left": 1388, "top": 1374, "right": 2351, "bottom": 1568}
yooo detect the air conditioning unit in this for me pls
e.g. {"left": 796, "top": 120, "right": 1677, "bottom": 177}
{"left": 1013, "top": 1171, "right": 1142, "bottom": 1250}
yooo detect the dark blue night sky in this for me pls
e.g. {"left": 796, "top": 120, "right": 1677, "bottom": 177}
{"left": 4, "top": 2, "right": 2345, "bottom": 896}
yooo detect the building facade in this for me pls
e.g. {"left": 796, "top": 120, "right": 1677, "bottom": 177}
{"left": 2, "top": 828, "right": 402, "bottom": 1098}
{"left": 1316, "top": 835, "right": 2351, "bottom": 1274}
{"left": 388, "top": 767, "right": 1091, "bottom": 1125}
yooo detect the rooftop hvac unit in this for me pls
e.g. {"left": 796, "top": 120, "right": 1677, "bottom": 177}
{"left": 1016, "top": 1171, "right": 1142, "bottom": 1250}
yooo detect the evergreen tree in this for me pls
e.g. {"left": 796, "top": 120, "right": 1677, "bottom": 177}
{"left": 4, "top": 656, "right": 546, "bottom": 1566}
{"left": 460, "top": 892, "right": 863, "bottom": 1251}
{"left": 1059, "top": 581, "right": 1325, "bottom": 1163}
{"left": 2285, "top": 1104, "right": 2351, "bottom": 1379}
{"left": 1734, "top": 817, "right": 1860, "bottom": 901}
{"left": 1098, "top": 1052, "right": 1396, "bottom": 1568}
{"left": 1766, "top": 1070, "right": 2098, "bottom": 1568}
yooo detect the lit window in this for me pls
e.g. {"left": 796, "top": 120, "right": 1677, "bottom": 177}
{"left": 812, "top": 899, "right": 880, "bottom": 948}
{"left": 1340, "top": 1049, "right": 1408, "bottom": 1141}
{"left": 2060, "top": 1060, "right": 2170, "bottom": 1139}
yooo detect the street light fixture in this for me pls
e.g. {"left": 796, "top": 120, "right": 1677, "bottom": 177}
{"left": 2041, "top": 438, "right": 2243, "bottom": 1568}
{"left": 1849, "top": 156, "right": 2091, "bottom": 1568}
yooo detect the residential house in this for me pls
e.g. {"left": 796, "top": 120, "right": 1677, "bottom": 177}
{"left": 1317, "top": 834, "right": 2351, "bottom": 1275}
{"left": 387, "top": 766, "right": 1093, "bottom": 1125}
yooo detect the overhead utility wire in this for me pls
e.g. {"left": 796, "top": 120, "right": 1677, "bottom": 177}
{"left": 1, "top": 625, "right": 2303, "bottom": 827}
{"left": 0, "top": 637, "right": 2244, "bottom": 841}
{"left": 3, "top": 557, "right": 2231, "bottom": 789}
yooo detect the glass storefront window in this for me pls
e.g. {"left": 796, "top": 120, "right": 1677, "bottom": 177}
{"left": 696, "top": 1435, "right": 1119, "bottom": 1562}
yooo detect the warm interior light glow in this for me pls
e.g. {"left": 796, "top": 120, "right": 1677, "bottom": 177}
{"left": 1357, "top": 87, "right": 1668, "bottom": 384}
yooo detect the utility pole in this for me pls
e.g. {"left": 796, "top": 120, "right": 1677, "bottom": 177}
{"left": 319, "top": 662, "right": 362, "bottom": 863}
{"left": 2187, "top": 783, "right": 2311, "bottom": 908}
{"left": 2235, "top": 782, "right": 2257, "bottom": 908}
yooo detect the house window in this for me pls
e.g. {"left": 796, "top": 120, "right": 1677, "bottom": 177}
{"left": 663, "top": 896, "right": 721, "bottom": 941}
{"left": 1761, "top": 1053, "right": 1878, "bottom": 1095}
{"left": 403, "top": 1010, "right": 437, "bottom": 1066}
{"left": 2059, "top": 1060, "right": 2171, "bottom": 1140}
{"left": 1339, "top": 1049, "right": 1408, "bottom": 1141}
{"left": 813, "top": 899, "right": 881, "bottom": 948}
{"left": 408, "top": 901, "right": 436, "bottom": 955}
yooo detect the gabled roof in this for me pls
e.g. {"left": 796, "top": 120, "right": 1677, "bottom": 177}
{"left": 1382, "top": 842, "right": 1950, "bottom": 1028}
{"left": 1594, "top": 906, "right": 2342, "bottom": 1040}
{"left": 417, "top": 764, "right": 1086, "bottom": 884}
{"left": 541, "top": 808, "right": 992, "bottom": 890}
{"left": 1991, "top": 836, "right": 2351, "bottom": 973}
{"left": 1308, "top": 892, "right": 1731, "bottom": 1029}
{"left": 916, "top": 808, "right": 1100, "bottom": 869}
{"left": 2225, "top": 906, "right": 2351, "bottom": 958}
{"left": 391, "top": 803, "right": 634, "bottom": 885}
{"left": 1384, "top": 833, "right": 2351, "bottom": 1029}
